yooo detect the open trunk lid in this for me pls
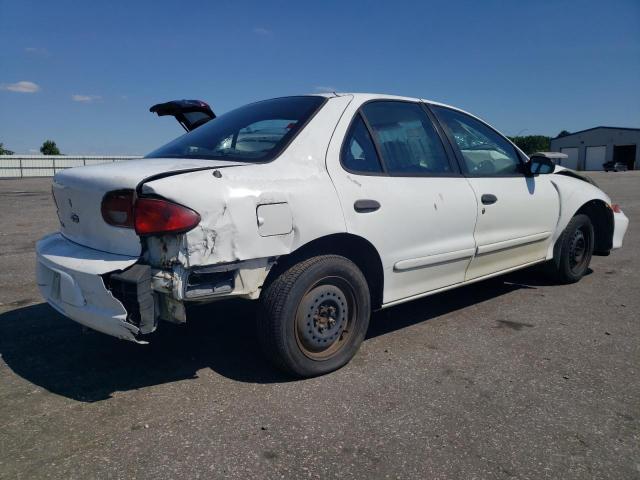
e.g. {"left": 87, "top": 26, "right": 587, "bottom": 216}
{"left": 52, "top": 157, "right": 243, "bottom": 256}
{"left": 150, "top": 99, "right": 216, "bottom": 132}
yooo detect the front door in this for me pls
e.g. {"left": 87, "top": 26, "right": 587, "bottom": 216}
{"left": 326, "top": 100, "right": 478, "bottom": 304}
{"left": 430, "top": 105, "right": 560, "bottom": 280}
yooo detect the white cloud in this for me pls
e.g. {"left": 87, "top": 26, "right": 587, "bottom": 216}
{"left": 314, "top": 86, "right": 336, "bottom": 93}
{"left": 24, "top": 47, "right": 49, "bottom": 56}
{"left": 71, "top": 94, "right": 102, "bottom": 103}
{"left": 0, "top": 81, "right": 40, "bottom": 93}
{"left": 253, "top": 27, "right": 272, "bottom": 35}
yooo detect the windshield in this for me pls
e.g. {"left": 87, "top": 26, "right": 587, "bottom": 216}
{"left": 146, "top": 96, "right": 326, "bottom": 162}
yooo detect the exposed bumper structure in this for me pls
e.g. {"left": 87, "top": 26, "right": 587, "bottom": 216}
{"left": 36, "top": 233, "right": 142, "bottom": 342}
{"left": 612, "top": 210, "right": 629, "bottom": 250}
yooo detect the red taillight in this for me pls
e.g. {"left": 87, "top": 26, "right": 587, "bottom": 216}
{"left": 134, "top": 197, "right": 200, "bottom": 236}
{"left": 101, "top": 189, "right": 135, "bottom": 228}
{"left": 611, "top": 203, "right": 622, "bottom": 213}
{"left": 102, "top": 190, "right": 200, "bottom": 235}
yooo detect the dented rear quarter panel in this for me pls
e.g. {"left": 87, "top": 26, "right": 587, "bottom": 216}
{"left": 140, "top": 95, "right": 354, "bottom": 268}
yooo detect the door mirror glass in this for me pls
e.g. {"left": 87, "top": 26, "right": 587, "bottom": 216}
{"left": 528, "top": 155, "right": 556, "bottom": 175}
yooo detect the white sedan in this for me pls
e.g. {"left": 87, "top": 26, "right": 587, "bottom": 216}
{"left": 36, "top": 93, "right": 629, "bottom": 377}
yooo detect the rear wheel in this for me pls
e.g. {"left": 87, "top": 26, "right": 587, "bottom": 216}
{"left": 258, "top": 255, "right": 371, "bottom": 377}
{"left": 548, "top": 214, "right": 594, "bottom": 284}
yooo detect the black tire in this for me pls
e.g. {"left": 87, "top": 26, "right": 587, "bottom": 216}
{"left": 257, "top": 255, "right": 371, "bottom": 377}
{"left": 548, "top": 214, "right": 594, "bottom": 284}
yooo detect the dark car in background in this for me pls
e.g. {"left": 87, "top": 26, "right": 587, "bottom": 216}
{"left": 603, "top": 160, "right": 628, "bottom": 172}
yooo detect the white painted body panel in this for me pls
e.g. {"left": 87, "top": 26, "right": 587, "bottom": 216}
{"left": 464, "top": 176, "right": 559, "bottom": 280}
{"left": 257, "top": 203, "right": 293, "bottom": 237}
{"left": 35, "top": 233, "right": 141, "bottom": 342}
{"left": 325, "top": 96, "right": 478, "bottom": 303}
{"left": 545, "top": 174, "right": 610, "bottom": 256}
{"left": 36, "top": 93, "right": 629, "bottom": 342}
{"left": 612, "top": 211, "right": 629, "bottom": 249}
{"left": 52, "top": 157, "right": 245, "bottom": 256}
{"left": 140, "top": 95, "right": 353, "bottom": 267}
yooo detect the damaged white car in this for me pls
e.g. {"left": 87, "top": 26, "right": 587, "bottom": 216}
{"left": 36, "top": 93, "right": 629, "bottom": 377}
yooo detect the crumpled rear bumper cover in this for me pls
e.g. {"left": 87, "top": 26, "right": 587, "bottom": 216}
{"left": 36, "top": 233, "right": 144, "bottom": 342}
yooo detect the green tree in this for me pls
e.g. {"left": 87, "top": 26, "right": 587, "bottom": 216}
{"left": 40, "top": 140, "right": 61, "bottom": 155}
{"left": 0, "top": 142, "right": 14, "bottom": 155}
{"left": 556, "top": 130, "right": 571, "bottom": 138}
{"left": 507, "top": 135, "right": 551, "bottom": 155}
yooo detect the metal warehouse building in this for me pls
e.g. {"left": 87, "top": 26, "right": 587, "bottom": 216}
{"left": 549, "top": 127, "right": 640, "bottom": 171}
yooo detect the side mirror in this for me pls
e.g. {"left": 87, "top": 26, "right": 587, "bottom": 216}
{"left": 527, "top": 155, "right": 555, "bottom": 175}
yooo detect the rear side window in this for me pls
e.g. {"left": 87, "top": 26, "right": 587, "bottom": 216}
{"left": 341, "top": 114, "right": 383, "bottom": 173}
{"left": 361, "top": 101, "right": 452, "bottom": 175}
{"left": 432, "top": 106, "right": 521, "bottom": 176}
{"left": 146, "top": 96, "right": 325, "bottom": 162}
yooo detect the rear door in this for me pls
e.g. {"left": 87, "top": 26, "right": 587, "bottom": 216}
{"left": 326, "top": 100, "right": 478, "bottom": 304}
{"left": 430, "top": 105, "right": 559, "bottom": 280}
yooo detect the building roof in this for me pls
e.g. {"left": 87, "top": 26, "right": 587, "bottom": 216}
{"left": 554, "top": 126, "right": 640, "bottom": 139}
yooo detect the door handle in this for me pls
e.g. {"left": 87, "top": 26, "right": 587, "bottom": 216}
{"left": 481, "top": 194, "right": 498, "bottom": 205}
{"left": 354, "top": 199, "right": 380, "bottom": 213}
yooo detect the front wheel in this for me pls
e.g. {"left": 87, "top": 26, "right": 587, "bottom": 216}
{"left": 548, "top": 214, "right": 594, "bottom": 284}
{"left": 257, "top": 255, "right": 371, "bottom": 377}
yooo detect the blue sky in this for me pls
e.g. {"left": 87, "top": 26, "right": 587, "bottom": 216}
{"left": 1, "top": 0, "right": 639, "bottom": 155}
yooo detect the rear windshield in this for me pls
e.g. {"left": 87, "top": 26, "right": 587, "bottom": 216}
{"left": 146, "top": 96, "right": 326, "bottom": 162}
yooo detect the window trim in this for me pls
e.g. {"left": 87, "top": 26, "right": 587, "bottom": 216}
{"left": 340, "top": 112, "right": 387, "bottom": 175}
{"left": 426, "top": 104, "right": 527, "bottom": 178}
{"left": 339, "top": 99, "right": 463, "bottom": 177}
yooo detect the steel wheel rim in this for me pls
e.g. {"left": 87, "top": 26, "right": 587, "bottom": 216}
{"left": 568, "top": 226, "right": 590, "bottom": 274}
{"left": 294, "top": 276, "right": 356, "bottom": 360}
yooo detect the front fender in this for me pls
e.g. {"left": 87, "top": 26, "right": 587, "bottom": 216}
{"left": 546, "top": 174, "right": 613, "bottom": 258}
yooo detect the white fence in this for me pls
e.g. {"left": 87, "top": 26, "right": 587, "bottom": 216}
{"left": 0, "top": 155, "right": 143, "bottom": 178}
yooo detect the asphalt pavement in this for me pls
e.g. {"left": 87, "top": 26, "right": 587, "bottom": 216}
{"left": 0, "top": 172, "right": 638, "bottom": 479}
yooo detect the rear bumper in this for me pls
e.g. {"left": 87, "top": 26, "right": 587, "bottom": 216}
{"left": 612, "top": 210, "right": 629, "bottom": 250}
{"left": 36, "top": 233, "right": 143, "bottom": 342}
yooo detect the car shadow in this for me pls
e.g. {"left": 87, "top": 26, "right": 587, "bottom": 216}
{"left": 0, "top": 268, "right": 547, "bottom": 402}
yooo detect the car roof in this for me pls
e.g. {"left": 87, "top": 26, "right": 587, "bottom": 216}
{"left": 311, "top": 92, "right": 474, "bottom": 117}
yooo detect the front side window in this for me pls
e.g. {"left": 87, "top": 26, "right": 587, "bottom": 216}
{"left": 146, "top": 96, "right": 325, "bottom": 162}
{"left": 361, "top": 101, "right": 452, "bottom": 175}
{"left": 341, "top": 114, "right": 383, "bottom": 173}
{"left": 432, "top": 106, "right": 521, "bottom": 176}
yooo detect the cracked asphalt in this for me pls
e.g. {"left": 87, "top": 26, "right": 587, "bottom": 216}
{"left": 0, "top": 172, "right": 638, "bottom": 479}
